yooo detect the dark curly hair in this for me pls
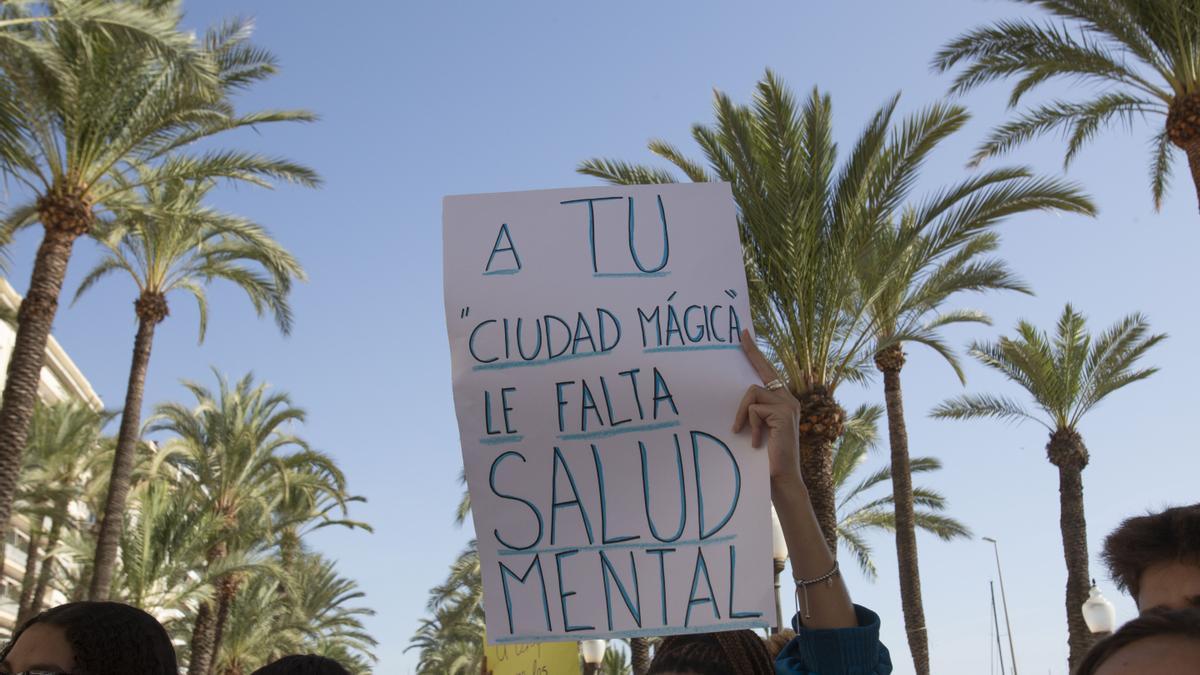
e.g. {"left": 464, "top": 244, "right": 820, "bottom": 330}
{"left": 251, "top": 654, "right": 351, "bottom": 675}
{"left": 1101, "top": 503, "right": 1200, "bottom": 602}
{"left": 0, "top": 601, "right": 176, "bottom": 675}
{"left": 648, "top": 630, "right": 773, "bottom": 675}
{"left": 1073, "top": 607, "right": 1200, "bottom": 674}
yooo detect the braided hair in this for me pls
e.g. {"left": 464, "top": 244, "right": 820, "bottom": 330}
{"left": 0, "top": 602, "right": 177, "bottom": 675}
{"left": 648, "top": 630, "right": 774, "bottom": 675}
{"left": 251, "top": 654, "right": 351, "bottom": 675}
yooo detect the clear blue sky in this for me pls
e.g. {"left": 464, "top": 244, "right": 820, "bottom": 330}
{"left": 4, "top": 2, "right": 1197, "bottom": 673}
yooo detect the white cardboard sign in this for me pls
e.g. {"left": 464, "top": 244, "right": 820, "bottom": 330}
{"left": 443, "top": 182, "right": 773, "bottom": 644}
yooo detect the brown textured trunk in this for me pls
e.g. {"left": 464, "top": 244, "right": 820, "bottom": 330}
{"left": 877, "top": 347, "right": 930, "bottom": 675}
{"left": 0, "top": 212, "right": 88, "bottom": 563}
{"left": 188, "top": 599, "right": 218, "bottom": 675}
{"left": 15, "top": 525, "right": 42, "bottom": 625}
{"left": 797, "top": 434, "right": 837, "bottom": 552}
{"left": 1180, "top": 144, "right": 1200, "bottom": 210}
{"left": 188, "top": 542, "right": 227, "bottom": 675}
{"left": 1184, "top": 137, "right": 1200, "bottom": 212}
{"left": 793, "top": 385, "right": 843, "bottom": 552}
{"left": 211, "top": 573, "right": 240, "bottom": 671}
{"left": 90, "top": 304, "right": 163, "bottom": 601}
{"left": 1047, "top": 429, "right": 1093, "bottom": 672}
{"left": 29, "top": 505, "right": 65, "bottom": 616}
{"left": 630, "top": 637, "right": 651, "bottom": 675}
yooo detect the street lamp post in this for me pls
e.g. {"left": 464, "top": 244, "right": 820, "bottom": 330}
{"left": 771, "top": 506, "right": 789, "bottom": 634}
{"left": 1082, "top": 579, "right": 1117, "bottom": 636}
{"left": 580, "top": 639, "right": 607, "bottom": 675}
{"left": 983, "top": 536, "right": 1018, "bottom": 675}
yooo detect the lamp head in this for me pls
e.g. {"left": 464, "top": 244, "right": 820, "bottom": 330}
{"left": 1082, "top": 581, "right": 1118, "bottom": 634}
{"left": 580, "top": 639, "right": 607, "bottom": 665}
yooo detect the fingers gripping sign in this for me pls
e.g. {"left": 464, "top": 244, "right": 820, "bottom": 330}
{"left": 733, "top": 330, "right": 803, "bottom": 482}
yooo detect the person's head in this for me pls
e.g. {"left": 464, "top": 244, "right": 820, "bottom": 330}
{"left": 1101, "top": 503, "right": 1200, "bottom": 611}
{"left": 0, "top": 601, "right": 176, "bottom": 675}
{"left": 1074, "top": 607, "right": 1200, "bottom": 674}
{"left": 250, "top": 655, "right": 351, "bottom": 675}
{"left": 763, "top": 629, "right": 795, "bottom": 661}
{"left": 647, "top": 630, "right": 773, "bottom": 675}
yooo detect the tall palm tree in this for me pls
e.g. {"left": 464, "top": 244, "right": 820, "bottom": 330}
{"left": 932, "top": 305, "right": 1164, "bottom": 670}
{"left": 579, "top": 71, "right": 1093, "bottom": 556}
{"left": 77, "top": 174, "right": 305, "bottom": 601}
{"left": 934, "top": 0, "right": 1200, "bottom": 210}
{"left": 13, "top": 401, "right": 112, "bottom": 623}
{"left": 833, "top": 405, "right": 971, "bottom": 581}
{"left": 0, "top": 4, "right": 319, "bottom": 564}
{"left": 856, "top": 200, "right": 1035, "bottom": 672}
{"left": 153, "top": 372, "right": 343, "bottom": 675}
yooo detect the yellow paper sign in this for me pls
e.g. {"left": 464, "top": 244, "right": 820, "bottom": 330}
{"left": 483, "top": 639, "right": 579, "bottom": 675}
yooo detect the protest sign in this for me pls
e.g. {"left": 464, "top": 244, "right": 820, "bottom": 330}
{"left": 443, "top": 182, "right": 774, "bottom": 644}
{"left": 483, "top": 637, "right": 580, "bottom": 675}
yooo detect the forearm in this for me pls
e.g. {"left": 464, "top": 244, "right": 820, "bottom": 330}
{"left": 771, "top": 473, "right": 857, "bottom": 629}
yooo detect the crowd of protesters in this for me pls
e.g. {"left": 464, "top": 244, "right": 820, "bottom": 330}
{"left": 2, "top": 336, "right": 1196, "bottom": 675}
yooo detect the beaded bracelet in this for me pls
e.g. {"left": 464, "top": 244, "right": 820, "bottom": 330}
{"left": 794, "top": 561, "right": 840, "bottom": 620}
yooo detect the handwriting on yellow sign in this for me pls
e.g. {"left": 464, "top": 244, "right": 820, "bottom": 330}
{"left": 484, "top": 639, "right": 579, "bottom": 675}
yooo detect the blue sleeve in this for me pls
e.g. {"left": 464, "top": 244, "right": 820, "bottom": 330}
{"left": 774, "top": 604, "right": 893, "bottom": 675}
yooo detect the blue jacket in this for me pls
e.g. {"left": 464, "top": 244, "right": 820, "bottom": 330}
{"left": 774, "top": 605, "right": 893, "bottom": 674}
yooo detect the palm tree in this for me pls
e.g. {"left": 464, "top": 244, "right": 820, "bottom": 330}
{"left": 210, "top": 571, "right": 288, "bottom": 675}
{"left": 115, "top": 477, "right": 226, "bottom": 620}
{"left": 213, "top": 552, "right": 376, "bottom": 675}
{"left": 0, "top": 4, "right": 318, "bottom": 565}
{"left": 856, "top": 196, "right": 1038, "bottom": 672}
{"left": 408, "top": 605, "right": 485, "bottom": 675}
{"left": 276, "top": 553, "right": 377, "bottom": 667}
{"left": 152, "top": 372, "right": 344, "bottom": 675}
{"left": 601, "top": 645, "right": 632, "bottom": 675}
{"left": 934, "top": 0, "right": 1200, "bottom": 211}
{"left": 77, "top": 174, "right": 305, "bottom": 601}
{"left": 578, "top": 69, "right": 1093, "bottom": 557}
{"left": 13, "top": 401, "right": 112, "bottom": 623}
{"left": 932, "top": 305, "right": 1164, "bottom": 670}
{"left": 833, "top": 405, "right": 971, "bottom": 581}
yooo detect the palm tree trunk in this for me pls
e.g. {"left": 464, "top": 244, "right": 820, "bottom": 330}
{"left": 15, "top": 524, "right": 43, "bottom": 625}
{"left": 0, "top": 220, "right": 86, "bottom": 563}
{"left": 90, "top": 310, "right": 161, "bottom": 601}
{"left": 188, "top": 599, "right": 218, "bottom": 675}
{"left": 630, "top": 637, "right": 650, "bottom": 675}
{"left": 795, "top": 386, "right": 845, "bottom": 551}
{"left": 189, "top": 543, "right": 227, "bottom": 675}
{"left": 877, "top": 348, "right": 930, "bottom": 675}
{"left": 1046, "top": 427, "right": 1092, "bottom": 672}
{"left": 30, "top": 507, "right": 65, "bottom": 616}
{"left": 1057, "top": 462, "right": 1093, "bottom": 671}
{"left": 1186, "top": 143, "right": 1200, "bottom": 212}
{"left": 211, "top": 574, "right": 240, "bottom": 675}
{"left": 797, "top": 436, "right": 837, "bottom": 552}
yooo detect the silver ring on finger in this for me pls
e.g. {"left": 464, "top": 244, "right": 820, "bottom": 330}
{"left": 765, "top": 379, "right": 786, "bottom": 391}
